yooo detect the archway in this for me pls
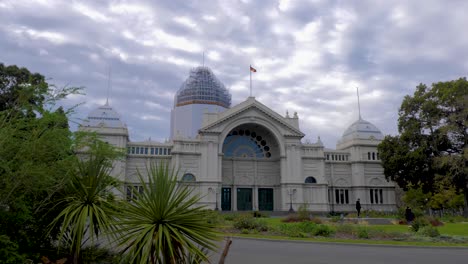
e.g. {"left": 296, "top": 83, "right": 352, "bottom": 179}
{"left": 221, "top": 123, "right": 281, "bottom": 211}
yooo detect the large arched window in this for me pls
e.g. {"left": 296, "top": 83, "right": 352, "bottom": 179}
{"left": 182, "top": 173, "right": 196, "bottom": 182}
{"left": 305, "top": 176, "right": 317, "bottom": 183}
{"left": 223, "top": 129, "right": 272, "bottom": 158}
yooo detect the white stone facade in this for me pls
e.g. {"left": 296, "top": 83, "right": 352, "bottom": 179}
{"left": 80, "top": 96, "right": 396, "bottom": 213}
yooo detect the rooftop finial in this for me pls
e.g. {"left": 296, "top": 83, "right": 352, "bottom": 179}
{"left": 356, "top": 87, "right": 361, "bottom": 120}
{"left": 106, "top": 66, "right": 112, "bottom": 106}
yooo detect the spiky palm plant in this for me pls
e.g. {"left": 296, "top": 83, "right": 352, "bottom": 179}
{"left": 49, "top": 149, "right": 119, "bottom": 263}
{"left": 116, "top": 162, "right": 219, "bottom": 264}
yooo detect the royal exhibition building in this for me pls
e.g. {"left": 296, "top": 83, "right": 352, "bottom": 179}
{"left": 79, "top": 66, "right": 397, "bottom": 213}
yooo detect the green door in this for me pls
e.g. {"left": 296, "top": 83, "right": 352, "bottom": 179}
{"left": 221, "top": 188, "right": 231, "bottom": 211}
{"left": 258, "top": 188, "right": 274, "bottom": 211}
{"left": 237, "top": 188, "right": 252, "bottom": 211}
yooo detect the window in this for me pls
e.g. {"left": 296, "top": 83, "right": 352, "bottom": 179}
{"left": 182, "top": 173, "right": 196, "bottom": 182}
{"left": 163, "top": 148, "right": 167, "bottom": 155}
{"left": 326, "top": 154, "right": 330, "bottom": 160}
{"left": 126, "top": 185, "right": 144, "bottom": 201}
{"left": 168, "top": 148, "right": 171, "bottom": 155}
{"left": 145, "top": 147, "right": 148, "bottom": 155}
{"left": 370, "top": 188, "right": 384, "bottom": 204}
{"left": 150, "top": 148, "right": 155, "bottom": 155}
{"left": 372, "top": 152, "right": 375, "bottom": 160}
{"left": 376, "top": 152, "right": 379, "bottom": 160}
{"left": 334, "top": 189, "right": 349, "bottom": 204}
{"left": 131, "top": 147, "right": 135, "bottom": 154}
{"left": 305, "top": 176, "right": 317, "bottom": 183}
{"left": 368, "top": 152, "right": 371, "bottom": 160}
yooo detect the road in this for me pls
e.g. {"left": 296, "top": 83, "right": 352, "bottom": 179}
{"left": 213, "top": 238, "right": 468, "bottom": 264}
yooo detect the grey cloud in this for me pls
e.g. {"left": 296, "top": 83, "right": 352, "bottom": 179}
{"left": 1, "top": 0, "right": 467, "bottom": 148}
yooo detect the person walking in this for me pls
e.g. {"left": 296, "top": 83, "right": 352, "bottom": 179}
{"left": 356, "top": 198, "right": 361, "bottom": 218}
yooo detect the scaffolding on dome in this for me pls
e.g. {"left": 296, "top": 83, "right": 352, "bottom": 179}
{"left": 175, "top": 66, "right": 231, "bottom": 108}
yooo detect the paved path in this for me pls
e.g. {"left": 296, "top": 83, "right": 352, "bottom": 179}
{"left": 214, "top": 238, "right": 468, "bottom": 264}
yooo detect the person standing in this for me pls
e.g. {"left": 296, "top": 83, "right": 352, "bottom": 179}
{"left": 356, "top": 198, "right": 362, "bottom": 218}
{"left": 405, "top": 207, "right": 414, "bottom": 224}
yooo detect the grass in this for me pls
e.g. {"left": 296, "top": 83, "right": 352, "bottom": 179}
{"left": 219, "top": 214, "right": 468, "bottom": 247}
{"left": 438, "top": 222, "right": 468, "bottom": 236}
{"left": 225, "top": 233, "right": 468, "bottom": 247}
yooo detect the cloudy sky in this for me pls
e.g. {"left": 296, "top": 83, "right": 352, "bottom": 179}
{"left": 1, "top": 0, "right": 467, "bottom": 148}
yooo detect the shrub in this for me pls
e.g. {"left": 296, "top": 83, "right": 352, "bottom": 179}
{"left": 427, "top": 217, "right": 444, "bottom": 227}
{"left": 310, "top": 217, "right": 323, "bottom": 224}
{"left": 0, "top": 235, "right": 25, "bottom": 264}
{"left": 297, "top": 221, "right": 317, "bottom": 233}
{"left": 335, "top": 224, "right": 355, "bottom": 235}
{"left": 201, "top": 210, "right": 224, "bottom": 225}
{"left": 233, "top": 214, "right": 268, "bottom": 231}
{"left": 418, "top": 226, "right": 440, "bottom": 237}
{"left": 252, "top": 211, "right": 269, "bottom": 218}
{"left": 297, "top": 205, "right": 311, "bottom": 221}
{"left": 357, "top": 228, "right": 369, "bottom": 239}
{"left": 411, "top": 217, "right": 430, "bottom": 232}
{"left": 329, "top": 215, "right": 341, "bottom": 223}
{"left": 277, "top": 224, "right": 301, "bottom": 237}
{"left": 241, "top": 229, "right": 250, "bottom": 234}
{"left": 223, "top": 212, "right": 240, "bottom": 221}
{"left": 282, "top": 213, "right": 301, "bottom": 223}
{"left": 277, "top": 222, "right": 316, "bottom": 237}
{"left": 311, "top": 224, "right": 334, "bottom": 237}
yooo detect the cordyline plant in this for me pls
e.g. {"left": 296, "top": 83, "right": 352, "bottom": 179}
{"left": 116, "top": 162, "right": 220, "bottom": 264}
{"left": 48, "top": 139, "right": 121, "bottom": 264}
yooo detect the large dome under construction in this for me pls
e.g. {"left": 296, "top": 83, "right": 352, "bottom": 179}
{"left": 175, "top": 66, "right": 231, "bottom": 108}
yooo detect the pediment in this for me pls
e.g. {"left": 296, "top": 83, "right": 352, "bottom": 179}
{"left": 199, "top": 97, "right": 305, "bottom": 138}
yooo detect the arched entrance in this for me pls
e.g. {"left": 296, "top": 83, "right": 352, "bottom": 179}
{"left": 221, "top": 123, "right": 281, "bottom": 211}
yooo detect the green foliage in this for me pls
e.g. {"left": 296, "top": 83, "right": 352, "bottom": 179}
{"left": 335, "top": 224, "right": 354, "bottom": 235}
{"left": 0, "top": 62, "right": 49, "bottom": 113}
{"left": 401, "top": 186, "right": 431, "bottom": 210}
{"left": 0, "top": 62, "right": 82, "bottom": 260}
{"left": 310, "top": 217, "right": 323, "bottom": 224}
{"left": 418, "top": 226, "right": 440, "bottom": 237}
{"left": 48, "top": 140, "right": 121, "bottom": 262}
{"left": 297, "top": 204, "right": 311, "bottom": 221}
{"left": 411, "top": 217, "right": 430, "bottom": 232}
{"left": 357, "top": 227, "right": 369, "bottom": 239}
{"left": 116, "top": 162, "right": 219, "bottom": 264}
{"left": 222, "top": 212, "right": 240, "bottom": 221}
{"left": 275, "top": 222, "right": 333, "bottom": 238}
{"left": 0, "top": 235, "right": 25, "bottom": 264}
{"left": 81, "top": 245, "right": 120, "bottom": 264}
{"left": 311, "top": 224, "right": 335, "bottom": 237}
{"left": 378, "top": 78, "right": 468, "bottom": 213}
{"left": 201, "top": 210, "right": 224, "bottom": 225}
{"left": 233, "top": 214, "right": 268, "bottom": 231}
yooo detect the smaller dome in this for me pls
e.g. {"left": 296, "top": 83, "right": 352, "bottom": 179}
{"left": 83, "top": 103, "right": 125, "bottom": 128}
{"left": 340, "top": 118, "right": 383, "bottom": 142}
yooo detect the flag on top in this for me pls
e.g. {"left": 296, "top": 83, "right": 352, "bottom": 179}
{"left": 250, "top": 65, "right": 257, "bottom": 72}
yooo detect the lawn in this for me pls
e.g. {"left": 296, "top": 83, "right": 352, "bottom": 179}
{"left": 218, "top": 214, "right": 468, "bottom": 246}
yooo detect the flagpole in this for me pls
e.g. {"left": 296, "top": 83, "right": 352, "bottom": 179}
{"left": 250, "top": 65, "right": 252, "bottom": 97}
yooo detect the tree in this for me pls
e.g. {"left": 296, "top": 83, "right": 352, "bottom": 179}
{"left": 0, "top": 62, "right": 81, "bottom": 260}
{"left": 0, "top": 63, "right": 49, "bottom": 114}
{"left": 378, "top": 78, "right": 468, "bottom": 215}
{"left": 48, "top": 137, "right": 122, "bottom": 264}
{"left": 116, "top": 162, "right": 219, "bottom": 264}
